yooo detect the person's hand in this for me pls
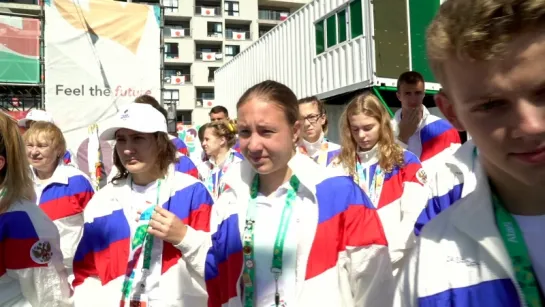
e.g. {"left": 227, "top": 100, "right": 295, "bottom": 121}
{"left": 398, "top": 108, "right": 421, "bottom": 143}
{"left": 137, "top": 206, "right": 188, "bottom": 245}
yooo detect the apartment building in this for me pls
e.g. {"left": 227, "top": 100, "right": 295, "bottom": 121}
{"left": 163, "top": 0, "right": 309, "bottom": 125}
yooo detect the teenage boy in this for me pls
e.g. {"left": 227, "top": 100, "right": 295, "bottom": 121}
{"left": 395, "top": 0, "right": 545, "bottom": 306}
{"left": 391, "top": 71, "right": 461, "bottom": 175}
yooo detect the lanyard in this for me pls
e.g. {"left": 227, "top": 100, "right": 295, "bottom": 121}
{"left": 492, "top": 190, "right": 543, "bottom": 307}
{"left": 241, "top": 174, "right": 300, "bottom": 307}
{"left": 206, "top": 152, "right": 234, "bottom": 199}
{"left": 354, "top": 158, "right": 384, "bottom": 207}
{"left": 121, "top": 179, "right": 162, "bottom": 300}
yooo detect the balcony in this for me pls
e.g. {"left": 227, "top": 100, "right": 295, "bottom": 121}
{"left": 225, "top": 30, "right": 251, "bottom": 41}
{"left": 164, "top": 27, "right": 191, "bottom": 38}
{"left": 164, "top": 73, "right": 191, "bottom": 85}
{"left": 195, "top": 6, "right": 221, "bottom": 17}
{"left": 196, "top": 50, "right": 223, "bottom": 62}
{"left": 258, "top": 9, "right": 289, "bottom": 21}
{"left": 259, "top": 25, "right": 275, "bottom": 38}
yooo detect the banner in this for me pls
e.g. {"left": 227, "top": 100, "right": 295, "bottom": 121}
{"left": 0, "top": 15, "right": 40, "bottom": 83}
{"left": 176, "top": 124, "right": 203, "bottom": 165}
{"left": 45, "top": 0, "right": 160, "bottom": 155}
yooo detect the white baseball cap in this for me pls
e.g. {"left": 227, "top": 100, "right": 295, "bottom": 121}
{"left": 17, "top": 109, "right": 54, "bottom": 127}
{"left": 100, "top": 103, "right": 168, "bottom": 140}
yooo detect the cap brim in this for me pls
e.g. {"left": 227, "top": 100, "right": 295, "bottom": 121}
{"left": 99, "top": 126, "right": 121, "bottom": 140}
{"left": 99, "top": 124, "right": 168, "bottom": 141}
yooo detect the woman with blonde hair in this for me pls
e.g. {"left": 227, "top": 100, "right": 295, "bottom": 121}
{"left": 24, "top": 121, "right": 95, "bottom": 281}
{"left": 199, "top": 119, "right": 244, "bottom": 199}
{"left": 0, "top": 113, "right": 71, "bottom": 306}
{"left": 330, "top": 91, "right": 429, "bottom": 276}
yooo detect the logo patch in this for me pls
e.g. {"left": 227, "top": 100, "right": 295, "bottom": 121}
{"left": 416, "top": 169, "right": 428, "bottom": 185}
{"left": 30, "top": 240, "right": 53, "bottom": 264}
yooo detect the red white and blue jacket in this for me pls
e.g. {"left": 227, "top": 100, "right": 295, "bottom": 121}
{"left": 395, "top": 141, "right": 533, "bottom": 307}
{"left": 330, "top": 147, "right": 429, "bottom": 274}
{"left": 414, "top": 140, "right": 477, "bottom": 236}
{"left": 197, "top": 149, "right": 244, "bottom": 200}
{"left": 72, "top": 164, "right": 214, "bottom": 306}
{"left": 0, "top": 200, "right": 72, "bottom": 306}
{"left": 178, "top": 153, "right": 395, "bottom": 306}
{"left": 33, "top": 162, "right": 95, "bottom": 269}
{"left": 169, "top": 135, "right": 190, "bottom": 157}
{"left": 391, "top": 108, "right": 461, "bottom": 176}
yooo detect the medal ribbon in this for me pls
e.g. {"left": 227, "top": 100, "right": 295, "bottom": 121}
{"left": 121, "top": 180, "right": 162, "bottom": 301}
{"left": 492, "top": 191, "right": 543, "bottom": 307}
{"left": 242, "top": 174, "right": 300, "bottom": 307}
{"left": 354, "top": 158, "right": 384, "bottom": 207}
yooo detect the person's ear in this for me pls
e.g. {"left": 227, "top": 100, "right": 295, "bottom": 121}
{"left": 435, "top": 91, "right": 464, "bottom": 131}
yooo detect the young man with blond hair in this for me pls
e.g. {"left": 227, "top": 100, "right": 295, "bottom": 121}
{"left": 395, "top": 0, "right": 545, "bottom": 306}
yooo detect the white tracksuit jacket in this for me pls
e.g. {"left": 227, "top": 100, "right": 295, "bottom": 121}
{"left": 178, "top": 153, "right": 395, "bottom": 307}
{"left": 395, "top": 141, "right": 536, "bottom": 307}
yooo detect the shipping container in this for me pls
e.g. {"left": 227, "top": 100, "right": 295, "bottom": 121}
{"left": 215, "top": 0, "right": 448, "bottom": 142}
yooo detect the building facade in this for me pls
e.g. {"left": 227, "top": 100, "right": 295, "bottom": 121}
{"left": 162, "top": 0, "right": 309, "bottom": 125}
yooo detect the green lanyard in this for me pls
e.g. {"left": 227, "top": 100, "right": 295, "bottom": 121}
{"left": 121, "top": 179, "right": 162, "bottom": 300}
{"left": 241, "top": 174, "right": 300, "bottom": 307}
{"left": 492, "top": 191, "right": 543, "bottom": 307}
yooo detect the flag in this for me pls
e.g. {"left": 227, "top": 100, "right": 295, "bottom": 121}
{"left": 171, "top": 75, "right": 185, "bottom": 85}
{"left": 201, "top": 7, "right": 215, "bottom": 16}
{"left": 202, "top": 52, "right": 216, "bottom": 61}
{"left": 203, "top": 99, "right": 215, "bottom": 108}
{"left": 170, "top": 28, "right": 185, "bottom": 37}
{"left": 232, "top": 31, "right": 245, "bottom": 40}
{"left": 280, "top": 12, "right": 289, "bottom": 21}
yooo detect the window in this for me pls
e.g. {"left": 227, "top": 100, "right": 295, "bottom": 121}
{"left": 207, "top": 22, "right": 223, "bottom": 37}
{"left": 337, "top": 9, "right": 347, "bottom": 43}
{"left": 326, "top": 15, "right": 336, "bottom": 48}
{"left": 163, "top": 89, "right": 179, "bottom": 105}
{"left": 208, "top": 67, "right": 218, "bottom": 82}
{"left": 224, "top": 1, "right": 239, "bottom": 17}
{"left": 350, "top": 0, "right": 363, "bottom": 38}
{"left": 176, "top": 110, "right": 192, "bottom": 125}
{"left": 315, "top": 20, "right": 325, "bottom": 55}
{"left": 225, "top": 45, "right": 240, "bottom": 56}
{"left": 163, "top": 0, "right": 179, "bottom": 13}
{"left": 197, "top": 91, "right": 215, "bottom": 100}
{"left": 164, "top": 43, "right": 179, "bottom": 58}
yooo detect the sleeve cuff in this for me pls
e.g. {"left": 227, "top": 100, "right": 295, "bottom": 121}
{"left": 174, "top": 226, "right": 201, "bottom": 254}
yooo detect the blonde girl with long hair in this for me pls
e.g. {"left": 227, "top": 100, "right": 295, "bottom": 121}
{"left": 330, "top": 91, "right": 429, "bottom": 277}
{"left": 0, "top": 113, "right": 71, "bottom": 306}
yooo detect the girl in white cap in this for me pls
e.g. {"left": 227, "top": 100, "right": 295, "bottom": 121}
{"left": 71, "top": 103, "right": 214, "bottom": 306}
